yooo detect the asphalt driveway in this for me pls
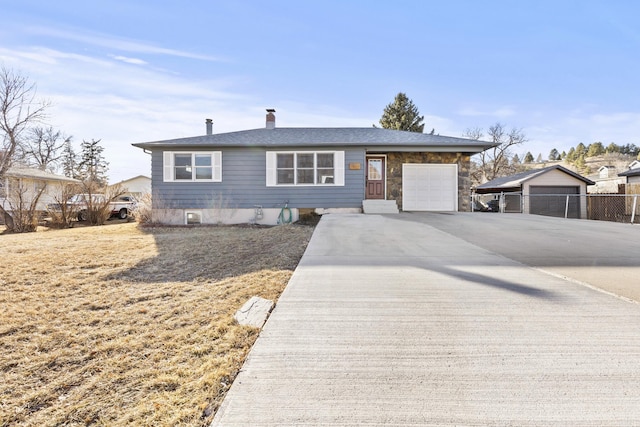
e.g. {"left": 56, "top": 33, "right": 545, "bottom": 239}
{"left": 212, "top": 213, "right": 640, "bottom": 426}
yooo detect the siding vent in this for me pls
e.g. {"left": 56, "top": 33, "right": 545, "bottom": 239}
{"left": 185, "top": 211, "right": 202, "bottom": 225}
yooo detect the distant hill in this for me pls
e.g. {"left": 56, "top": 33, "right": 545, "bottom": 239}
{"left": 520, "top": 153, "right": 637, "bottom": 179}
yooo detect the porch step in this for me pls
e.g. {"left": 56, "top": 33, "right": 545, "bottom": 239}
{"left": 362, "top": 199, "right": 399, "bottom": 214}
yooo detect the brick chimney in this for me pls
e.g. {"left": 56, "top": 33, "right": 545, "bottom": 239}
{"left": 205, "top": 118, "right": 213, "bottom": 135}
{"left": 266, "top": 109, "right": 276, "bottom": 129}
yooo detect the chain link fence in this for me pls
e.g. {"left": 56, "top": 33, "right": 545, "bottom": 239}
{"left": 472, "top": 192, "right": 640, "bottom": 224}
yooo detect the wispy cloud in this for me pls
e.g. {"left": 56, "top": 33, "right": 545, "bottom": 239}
{"left": 0, "top": 44, "right": 241, "bottom": 182}
{"left": 110, "top": 55, "right": 147, "bottom": 66}
{"left": 1, "top": 47, "right": 108, "bottom": 66}
{"left": 26, "top": 25, "right": 224, "bottom": 62}
{"left": 0, "top": 43, "right": 370, "bottom": 182}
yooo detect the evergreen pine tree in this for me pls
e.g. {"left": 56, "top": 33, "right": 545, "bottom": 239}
{"left": 378, "top": 92, "right": 425, "bottom": 133}
{"left": 61, "top": 140, "right": 78, "bottom": 179}
{"left": 524, "top": 152, "right": 534, "bottom": 163}
{"left": 587, "top": 142, "right": 605, "bottom": 157}
{"left": 78, "top": 139, "right": 109, "bottom": 185}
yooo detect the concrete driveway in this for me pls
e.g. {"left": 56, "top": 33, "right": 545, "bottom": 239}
{"left": 404, "top": 212, "right": 640, "bottom": 303}
{"left": 212, "top": 213, "right": 640, "bottom": 426}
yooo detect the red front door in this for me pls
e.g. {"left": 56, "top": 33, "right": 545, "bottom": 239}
{"left": 365, "top": 156, "right": 385, "bottom": 199}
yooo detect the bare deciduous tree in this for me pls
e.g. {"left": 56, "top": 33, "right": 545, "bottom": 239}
{"left": 18, "top": 126, "right": 71, "bottom": 172}
{"left": 465, "top": 122, "right": 527, "bottom": 184}
{"left": 1, "top": 67, "right": 49, "bottom": 230}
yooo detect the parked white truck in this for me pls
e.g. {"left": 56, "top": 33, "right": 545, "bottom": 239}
{"left": 52, "top": 194, "right": 137, "bottom": 221}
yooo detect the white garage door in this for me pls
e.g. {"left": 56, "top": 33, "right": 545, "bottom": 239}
{"left": 402, "top": 164, "right": 458, "bottom": 211}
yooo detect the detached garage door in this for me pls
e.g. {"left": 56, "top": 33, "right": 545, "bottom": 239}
{"left": 402, "top": 164, "right": 458, "bottom": 211}
{"left": 529, "top": 186, "right": 580, "bottom": 218}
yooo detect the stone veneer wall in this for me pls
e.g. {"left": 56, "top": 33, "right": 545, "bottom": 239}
{"left": 385, "top": 152, "right": 471, "bottom": 211}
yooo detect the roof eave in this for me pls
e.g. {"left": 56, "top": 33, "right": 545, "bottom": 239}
{"left": 474, "top": 185, "right": 521, "bottom": 194}
{"left": 132, "top": 142, "right": 496, "bottom": 153}
{"left": 618, "top": 170, "right": 640, "bottom": 177}
{"left": 365, "top": 144, "right": 494, "bottom": 153}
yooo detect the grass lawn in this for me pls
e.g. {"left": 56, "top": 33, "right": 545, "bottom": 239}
{"left": 0, "top": 221, "right": 315, "bottom": 426}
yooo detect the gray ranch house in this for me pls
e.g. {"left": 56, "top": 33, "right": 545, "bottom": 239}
{"left": 133, "top": 110, "right": 495, "bottom": 225}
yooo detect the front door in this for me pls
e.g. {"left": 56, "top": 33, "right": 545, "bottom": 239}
{"left": 365, "top": 156, "right": 385, "bottom": 199}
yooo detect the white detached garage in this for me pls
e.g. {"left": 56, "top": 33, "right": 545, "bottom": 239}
{"left": 402, "top": 164, "right": 458, "bottom": 211}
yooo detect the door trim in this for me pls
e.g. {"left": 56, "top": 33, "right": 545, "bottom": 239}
{"left": 365, "top": 155, "right": 387, "bottom": 200}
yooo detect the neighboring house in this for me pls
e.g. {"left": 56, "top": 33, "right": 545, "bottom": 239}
{"left": 133, "top": 110, "right": 495, "bottom": 225}
{"left": 0, "top": 167, "right": 80, "bottom": 214}
{"left": 618, "top": 161, "right": 640, "bottom": 185}
{"left": 474, "top": 165, "right": 594, "bottom": 219}
{"left": 110, "top": 175, "right": 151, "bottom": 197}
{"left": 598, "top": 165, "right": 616, "bottom": 179}
{"left": 589, "top": 165, "right": 625, "bottom": 193}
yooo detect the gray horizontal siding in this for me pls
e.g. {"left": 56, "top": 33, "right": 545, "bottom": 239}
{"left": 151, "top": 147, "right": 365, "bottom": 209}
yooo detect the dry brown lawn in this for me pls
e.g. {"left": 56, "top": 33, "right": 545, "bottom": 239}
{"left": 0, "top": 221, "right": 315, "bottom": 426}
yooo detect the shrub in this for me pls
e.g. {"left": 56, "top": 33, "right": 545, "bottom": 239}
{"left": 47, "top": 183, "right": 81, "bottom": 228}
{"left": 132, "top": 192, "right": 152, "bottom": 224}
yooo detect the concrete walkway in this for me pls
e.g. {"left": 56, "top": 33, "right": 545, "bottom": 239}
{"left": 212, "top": 213, "right": 640, "bottom": 426}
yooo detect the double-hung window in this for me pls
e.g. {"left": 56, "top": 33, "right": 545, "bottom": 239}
{"left": 267, "top": 151, "right": 344, "bottom": 186}
{"left": 163, "top": 151, "right": 222, "bottom": 182}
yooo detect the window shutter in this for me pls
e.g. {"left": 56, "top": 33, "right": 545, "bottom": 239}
{"left": 163, "top": 152, "right": 173, "bottom": 182}
{"left": 334, "top": 151, "right": 345, "bottom": 186}
{"left": 213, "top": 152, "right": 222, "bottom": 182}
{"left": 265, "top": 152, "right": 277, "bottom": 186}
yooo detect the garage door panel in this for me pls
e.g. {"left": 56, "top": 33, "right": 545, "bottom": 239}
{"left": 529, "top": 186, "right": 580, "bottom": 218}
{"left": 403, "top": 164, "right": 457, "bottom": 211}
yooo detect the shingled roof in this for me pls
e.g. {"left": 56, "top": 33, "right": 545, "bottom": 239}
{"left": 133, "top": 127, "right": 496, "bottom": 153}
{"left": 476, "top": 165, "right": 595, "bottom": 193}
{"left": 5, "top": 167, "right": 80, "bottom": 183}
{"left": 618, "top": 167, "right": 640, "bottom": 178}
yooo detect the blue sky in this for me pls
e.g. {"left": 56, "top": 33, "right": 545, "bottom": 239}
{"left": 1, "top": 0, "right": 639, "bottom": 182}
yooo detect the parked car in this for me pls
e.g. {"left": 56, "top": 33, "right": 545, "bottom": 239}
{"left": 486, "top": 199, "right": 500, "bottom": 212}
{"left": 472, "top": 200, "right": 489, "bottom": 212}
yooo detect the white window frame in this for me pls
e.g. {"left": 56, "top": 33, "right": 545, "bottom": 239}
{"left": 163, "top": 151, "right": 222, "bottom": 182}
{"left": 266, "top": 151, "right": 345, "bottom": 187}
